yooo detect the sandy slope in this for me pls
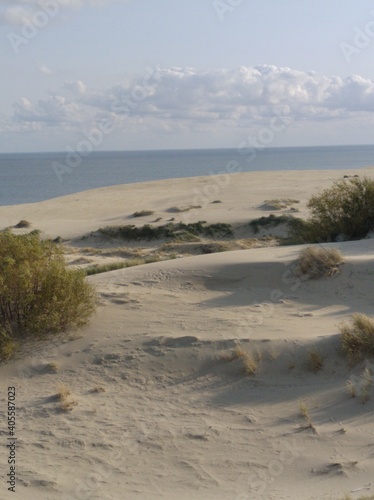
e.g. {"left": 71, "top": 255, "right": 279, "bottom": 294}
{"left": 1, "top": 169, "right": 374, "bottom": 500}
{"left": 1, "top": 167, "right": 373, "bottom": 240}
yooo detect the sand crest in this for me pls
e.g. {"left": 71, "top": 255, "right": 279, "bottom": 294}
{"left": 1, "top": 168, "right": 374, "bottom": 499}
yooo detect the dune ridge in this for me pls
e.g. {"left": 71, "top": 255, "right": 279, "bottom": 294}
{"left": 1, "top": 168, "right": 374, "bottom": 499}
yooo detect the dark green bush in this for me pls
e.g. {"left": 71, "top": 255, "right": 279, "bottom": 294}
{"left": 306, "top": 177, "right": 374, "bottom": 242}
{"left": 249, "top": 214, "right": 299, "bottom": 234}
{"left": 132, "top": 210, "right": 154, "bottom": 217}
{"left": 0, "top": 231, "right": 96, "bottom": 356}
{"left": 97, "top": 221, "right": 233, "bottom": 241}
{"left": 14, "top": 219, "right": 31, "bottom": 228}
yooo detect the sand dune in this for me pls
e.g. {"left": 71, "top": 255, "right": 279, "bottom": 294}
{"left": 1, "top": 169, "right": 374, "bottom": 499}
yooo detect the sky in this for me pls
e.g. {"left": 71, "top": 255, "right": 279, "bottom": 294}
{"left": 1, "top": 0, "right": 374, "bottom": 153}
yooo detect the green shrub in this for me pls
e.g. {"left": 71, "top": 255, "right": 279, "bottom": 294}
{"left": 0, "top": 324, "right": 17, "bottom": 360}
{"left": 306, "top": 177, "right": 374, "bottom": 242}
{"left": 0, "top": 231, "right": 96, "bottom": 356}
{"left": 340, "top": 313, "right": 374, "bottom": 363}
{"left": 97, "top": 221, "right": 233, "bottom": 241}
{"left": 14, "top": 219, "right": 31, "bottom": 228}
{"left": 249, "top": 214, "right": 298, "bottom": 234}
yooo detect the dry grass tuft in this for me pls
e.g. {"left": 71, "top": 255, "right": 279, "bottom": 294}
{"left": 346, "top": 367, "right": 373, "bottom": 403}
{"left": 55, "top": 383, "right": 76, "bottom": 412}
{"left": 299, "top": 401, "right": 310, "bottom": 420}
{"left": 295, "top": 246, "right": 344, "bottom": 279}
{"left": 360, "top": 368, "right": 372, "bottom": 403}
{"left": 220, "top": 344, "right": 259, "bottom": 375}
{"left": 340, "top": 313, "right": 374, "bottom": 363}
{"left": 59, "top": 399, "right": 77, "bottom": 412}
{"left": 56, "top": 383, "right": 71, "bottom": 401}
{"left": 242, "top": 353, "right": 258, "bottom": 375}
{"left": 45, "top": 362, "right": 59, "bottom": 374}
{"left": 307, "top": 349, "right": 324, "bottom": 373}
{"left": 299, "top": 401, "right": 318, "bottom": 433}
{"left": 220, "top": 345, "right": 246, "bottom": 362}
{"left": 346, "top": 380, "right": 356, "bottom": 398}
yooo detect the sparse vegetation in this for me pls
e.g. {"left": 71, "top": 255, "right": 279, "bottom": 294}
{"left": 0, "top": 231, "right": 96, "bottom": 359}
{"left": 340, "top": 313, "right": 374, "bottom": 363}
{"left": 360, "top": 368, "right": 372, "bottom": 403}
{"left": 261, "top": 198, "right": 300, "bottom": 210}
{"left": 56, "top": 383, "right": 71, "bottom": 401}
{"left": 132, "top": 210, "right": 154, "bottom": 217}
{"left": 220, "top": 345, "right": 245, "bottom": 362}
{"left": 220, "top": 344, "right": 259, "bottom": 375}
{"left": 242, "top": 352, "right": 258, "bottom": 375}
{"left": 14, "top": 219, "right": 31, "bottom": 228}
{"left": 299, "top": 401, "right": 310, "bottom": 420}
{"left": 295, "top": 246, "right": 344, "bottom": 279}
{"left": 44, "top": 362, "right": 59, "bottom": 374}
{"left": 346, "top": 380, "right": 356, "bottom": 398}
{"left": 299, "top": 401, "right": 317, "bottom": 433}
{"left": 249, "top": 214, "right": 300, "bottom": 234}
{"left": 84, "top": 261, "right": 129, "bottom": 275}
{"left": 84, "top": 255, "right": 165, "bottom": 276}
{"left": 307, "top": 349, "right": 324, "bottom": 373}
{"left": 167, "top": 205, "right": 201, "bottom": 213}
{"left": 346, "top": 368, "right": 373, "bottom": 402}
{"left": 55, "top": 383, "right": 76, "bottom": 411}
{"left": 96, "top": 221, "right": 233, "bottom": 241}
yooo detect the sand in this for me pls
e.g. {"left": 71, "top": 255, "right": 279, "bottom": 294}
{"left": 1, "top": 167, "right": 374, "bottom": 500}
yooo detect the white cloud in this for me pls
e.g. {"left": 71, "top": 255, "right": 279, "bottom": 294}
{"left": 4, "top": 66, "right": 374, "bottom": 139}
{"left": 0, "top": 0, "right": 131, "bottom": 26}
{"left": 13, "top": 94, "right": 82, "bottom": 126}
{"left": 0, "top": 5, "right": 33, "bottom": 26}
{"left": 63, "top": 80, "right": 87, "bottom": 94}
{"left": 86, "top": 65, "right": 374, "bottom": 122}
{"left": 36, "top": 62, "right": 54, "bottom": 76}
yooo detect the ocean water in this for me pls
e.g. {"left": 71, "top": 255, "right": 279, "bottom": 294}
{"left": 0, "top": 145, "right": 373, "bottom": 206}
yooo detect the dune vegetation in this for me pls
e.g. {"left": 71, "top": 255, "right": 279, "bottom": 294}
{"left": 0, "top": 230, "right": 96, "bottom": 360}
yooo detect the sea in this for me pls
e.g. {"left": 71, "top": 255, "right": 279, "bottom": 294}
{"left": 0, "top": 144, "right": 374, "bottom": 206}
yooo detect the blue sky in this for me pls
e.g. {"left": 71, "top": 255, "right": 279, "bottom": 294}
{"left": 1, "top": 0, "right": 374, "bottom": 152}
